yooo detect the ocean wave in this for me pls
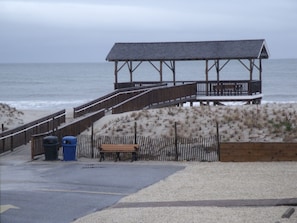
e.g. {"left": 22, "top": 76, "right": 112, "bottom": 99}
{"left": 2, "top": 100, "right": 88, "bottom": 110}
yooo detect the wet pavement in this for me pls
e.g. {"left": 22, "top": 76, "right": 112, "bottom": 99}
{"left": 0, "top": 145, "right": 185, "bottom": 223}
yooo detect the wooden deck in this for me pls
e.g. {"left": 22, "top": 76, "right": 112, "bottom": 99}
{"left": 114, "top": 80, "right": 262, "bottom": 105}
{"left": 196, "top": 95, "right": 263, "bottom": 105}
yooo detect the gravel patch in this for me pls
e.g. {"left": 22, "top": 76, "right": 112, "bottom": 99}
{"left": 122, "top": 162, "right": 297, "bottom": 202}
{"left": 74, "top": 162, "right": 297, "bottom": 223}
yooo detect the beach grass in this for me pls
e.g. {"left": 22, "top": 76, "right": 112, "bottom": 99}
{"left": 2, "top": 102, "right": 296, "bottom": 142}
{"left": 89, "top": 103, "right": 297, "bottom": 142}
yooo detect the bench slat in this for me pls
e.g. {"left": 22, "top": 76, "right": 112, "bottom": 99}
{"left": 99, "top": 144, "right": 139, "bottom": 152}
{"left": 98, "top": 144, "right": 139, "bottom": 162}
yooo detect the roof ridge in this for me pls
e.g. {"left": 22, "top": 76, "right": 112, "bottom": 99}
{"left": 114, "top": 39, "right": 265, "bottom": 45}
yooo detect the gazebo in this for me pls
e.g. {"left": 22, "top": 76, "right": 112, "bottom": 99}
{"left": 106, "top": 39, "right": 269, "bottom": 104}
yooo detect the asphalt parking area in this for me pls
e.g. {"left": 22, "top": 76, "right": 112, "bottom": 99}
{"left": 1, "top": 161, "right": 185, "bottom": 223}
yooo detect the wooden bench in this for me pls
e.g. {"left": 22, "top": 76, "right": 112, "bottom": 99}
{"left": 213, "top": 84, "right": 236, "bottom": 92}
{"left": 98, "top": 144, "right": 139, "bottom": 162}
{"left": 213, "top": 84, "right": 243, "bottom": 94}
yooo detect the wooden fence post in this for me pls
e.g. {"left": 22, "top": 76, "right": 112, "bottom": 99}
{"left": 216, "top": 121, "right": 220, "bottom": 161}
{"left": 174, "top": 122, "right": 178, "bottom": 161}
{"left": 91, "top": 123, "right": 94, "bottom": 158}
{"left": 134, "top": 122, "right": 137, "bottom": 144}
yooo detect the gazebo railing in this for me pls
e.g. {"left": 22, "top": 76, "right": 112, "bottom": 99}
{"left": 196, "top": 80, "right": 261, "bottom": 96}
{"left": 115, "top": 80, "right": 261, "bottom": 97}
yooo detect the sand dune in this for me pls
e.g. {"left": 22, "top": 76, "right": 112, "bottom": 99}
{"left": 0, "top": 103, "right": 25, "bottom": 131}
{"left": 0, "top": 103, "right": 52, "bottom": 131}
{"left": 86, "top": 103, "right": 297, "bottom": 142}
{"left": 2, "top": 102, "right": 296, "bottom": 142}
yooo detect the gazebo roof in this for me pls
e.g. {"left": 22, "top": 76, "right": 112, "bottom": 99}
{"left": 106, "top": 39, "right": 269, "bottom": 61}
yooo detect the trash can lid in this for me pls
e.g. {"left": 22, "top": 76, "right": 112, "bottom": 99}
{"left": 62, "top": 136, "right": 77, "bottom": 140}
{"left": 43, "top": 136, "right": 58, "bottom": 144}
{"left": 62, "top": 136, "right": 77, "bottom": 144}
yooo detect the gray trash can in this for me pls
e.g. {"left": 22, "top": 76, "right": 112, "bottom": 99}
{"left": 62, "top": 136, "right": 77, "bottom": 161}
{"left": 43, "top": 136, "right": 59, "bottom": 161}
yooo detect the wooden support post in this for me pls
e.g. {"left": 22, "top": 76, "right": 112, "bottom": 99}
{"left": 129, "top": 61, "right": 133, "bottom": 82}
{"left": 160, "top": 61, "right": 163, "bottom": 82}
{"left": 216, "top": 60, "right": 220, "bottom": 96}
{"left": 205, "top": 60, "right": 209, "bottom": 96}
{"left": 216, "top": 60, "right": 220, "bottom": 82}
{"left": 249, "top": 59, "right": 253, "bottom": 81}
{"left": 172, "top": 61, "right": 176, "bottom": 86}
{"left": 114, "top": 61, "right": 118, "bottom": 89}
{"left": 259, "top": 59, "right": 262, "bottom": 93}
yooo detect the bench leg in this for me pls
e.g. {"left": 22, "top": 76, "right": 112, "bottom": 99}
{"left": 131, "top": 152, "right": 137, "bottom": 162}
{"left": 99, "top": 152, "right": 105, "bottom": 162}
{"left": 115, "top": 152, "right": 120, "bottom": 162}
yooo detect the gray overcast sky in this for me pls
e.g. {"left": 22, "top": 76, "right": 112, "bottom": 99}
{"left": 0, "top": 0, "right": 296, "bottom": 63}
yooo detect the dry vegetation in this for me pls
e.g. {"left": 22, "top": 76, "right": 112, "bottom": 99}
{"left": 91, "top": 103, "right": 297, "bottom": 142}
{"left": 0, "top": 103, "right": 24, "bottom": 131}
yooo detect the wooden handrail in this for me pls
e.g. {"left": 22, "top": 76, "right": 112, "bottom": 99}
{"left": 73, "top": 84, "right": 167, "bottom": 118}
{"left": 31, "top": 109, "right": 105, "bottom": 160}
{"left": 112, "top": 83, "right": 197, "bottom": 114}
{"left": 0, "top": 110, "right": 66, "bottom": 153}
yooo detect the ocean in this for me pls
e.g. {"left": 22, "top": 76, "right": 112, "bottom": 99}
{"left": 0, "top": 59, "right": 296, "bottom": 111}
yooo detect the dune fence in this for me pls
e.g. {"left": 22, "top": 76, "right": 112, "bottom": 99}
{"left": 76, "top": 134, "right": 219, "bottom": 162}
{"left": 76, "top": 134, "right": 297, "bottom": 162}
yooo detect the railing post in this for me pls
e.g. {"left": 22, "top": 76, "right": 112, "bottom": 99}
{"left": 91, "top": 123, "right": 94, "bottom": 158}
{"left": 2, "top": 138, "right": 5, "bottom": 153}
{"left": 10, "top": 135, "right": 13, "bottom": 152}
{"left": 31, "top": 136, "right": 35, "bottom": 160}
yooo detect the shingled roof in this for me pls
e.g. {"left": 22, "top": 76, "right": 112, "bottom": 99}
{"left": 106, "top": 39, "right": 269, "bottom": 61}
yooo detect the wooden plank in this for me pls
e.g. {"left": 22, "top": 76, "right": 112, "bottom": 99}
{"left": 100, "top": 144, "right": 138, "bottom": 153}
{"left": 220, "top": 142, "right": 297, "bottom": 162}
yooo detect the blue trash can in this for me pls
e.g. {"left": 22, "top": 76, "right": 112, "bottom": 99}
{"left": 62, "top": 136, "right": 77, "bottom": 161}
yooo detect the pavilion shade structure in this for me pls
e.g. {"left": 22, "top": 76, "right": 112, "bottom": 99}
{"left": 106, "top": 39, "right": 269, "bottom": 61}
{"left": 106, "top": 39, "right": 269, "bottom": 105}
